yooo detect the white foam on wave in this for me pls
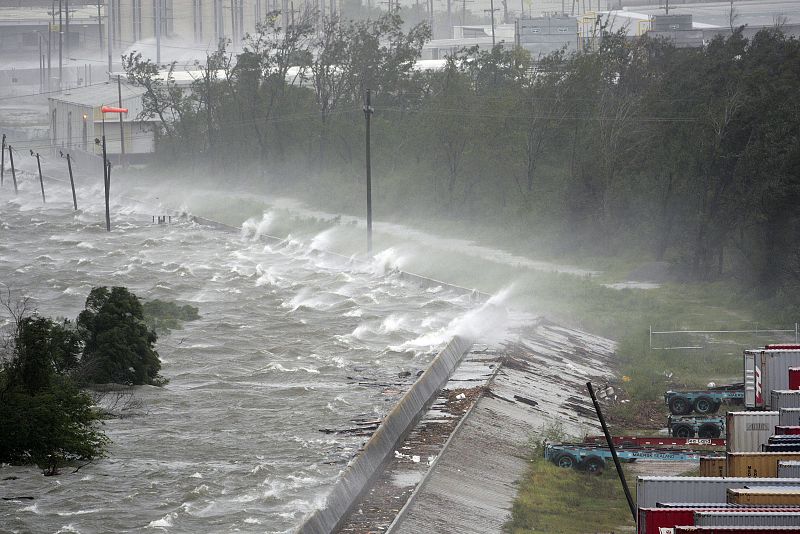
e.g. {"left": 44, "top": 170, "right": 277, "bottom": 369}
{"left": 369, "top": 247, "right": 409, "bottom": 275}
{"left": 146, "top": 511, "right": 178, "bottom": 528}
{"left": 265, "top": 362, "right": 320, "bottom": 374}
{"left": 391, "top": 286, "right": 531, "bottom": 350}
{"left": 309, "top": 227, "right": 337, "bottom": 251}
{"left": 241, "top": 212, "right": 274, "bottom": 240}
{"left": 56, "top": 509, "right": 101, "bottom": 516}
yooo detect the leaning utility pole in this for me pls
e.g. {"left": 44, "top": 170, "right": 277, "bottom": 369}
{"left": 363, "top": 89, "right": 373, "bottom": 255}
{"left": 62, "top": 151, "right": 77, "bottom": 210}
{"left": 8, "top": 145, "right": 17, "bottom": 194}
{"left": 32, "top": 151, "right": 46, "bottom": 203}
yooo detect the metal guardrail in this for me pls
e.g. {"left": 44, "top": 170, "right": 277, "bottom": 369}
{"left": 649, "top": 323, "right": 800, "bottom": 350}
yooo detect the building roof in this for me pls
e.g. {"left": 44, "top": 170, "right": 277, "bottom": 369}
{"left": 48, "top": 81, "right": 147, "bottom": 107}
{"left": 0, "top": 6, "right": 99, "bottom": 25}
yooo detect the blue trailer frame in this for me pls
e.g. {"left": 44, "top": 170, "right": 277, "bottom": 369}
{"left": 664, "top": 383, "right": 745, "bottom": 415}
{"left": 668, "top": 414, "right": 726, "bottom": 438}
{"left": 544, "top": 442, "right": 708, "bottom": 474}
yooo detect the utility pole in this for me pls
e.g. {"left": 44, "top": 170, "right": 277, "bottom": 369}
{"left": 485, "top": 0, "right": 497, "bottom": 47}
{"left": 61, "top": 151, "right": 77, "bottom": 210}
{"left": 65, "top": 0, "right": 69, "bottom": 62}
{"left": 156, "top": 0, "right": 162, "bottom": 65}
{"left": 665, "top": 0, "right": 669, "bottom": 14}
{"left": 97, "top": 1, "right": 103, "bottom": 53}
{"left": 47, "top": 22, "right": 52, "bottom": 91}
{"left": 363, "top": 89, "right": 373, "bottom": 255}
{"left": 97, "top": 133, "right": 111, "bottom": 231}
{"left": 31, "top": 151, "right": 46, "bottom": 203}
{"left": 59, "top": 0, "right": 63, "bottom": 91}
{"left": 8, "top": 145, "right": 17, "bottom": 194}
{"left": 1, "top": 134, "right": 5, "bottom": 187}
{"left": 107, "top": 0, "right": 112, "bottom": 74}
{"left": 117, "top": 75, "right": 125, "bottom": 164}
{"left": 447, "top": 0, "right": 452, "bottom": 38}
{"left": 38, "top": 34, "right": 43, "bottom": 93}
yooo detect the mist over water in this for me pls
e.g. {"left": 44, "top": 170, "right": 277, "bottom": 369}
{"left": 0, "top": 177, "right": 520, "bottom": 532}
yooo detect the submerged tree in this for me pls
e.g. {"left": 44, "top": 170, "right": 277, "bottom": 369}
{"left": 77, "top": 287, "right": 164, "bottom": 386}
{"left": 0, "top": 294, "right": 108, "bottom": 475}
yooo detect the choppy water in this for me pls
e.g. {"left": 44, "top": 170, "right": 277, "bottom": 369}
{"left": 0, "top": 175, "right": 491, "bottom": 533}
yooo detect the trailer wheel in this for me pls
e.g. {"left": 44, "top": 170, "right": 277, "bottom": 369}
{"left": 584, "top": 456, "right": 605, "bottom": 475}
{"left": 698, "top": 423, "right": 721, "bottom": 439}
{"left": 554, "top": 453, "right": 577, "bottom": 469}
{"left": 672, "top": 424, "right": 695, "bottom": 438}
{"left": 669, "top": 396, "right": 692, "bottom": 415}
{"left": 693, "top": 396, "right": 716, "bottom": 414}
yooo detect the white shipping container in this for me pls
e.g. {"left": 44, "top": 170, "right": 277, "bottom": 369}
{"left": 726, "top": 411, "right": 780, "bottom": 452}
{"left": 636, "top": 476, "right": 800, "bottom": 509}
{"left": 744, "top": 349, "right": 800, "bottom": 408}
{"left": 693, "top": 511, "right": 800, "bottom": 526}
{"left": 781, "top": 408, "right": 800, "bottom": 426}
{"left": 772, "top": 390, "right": 800, "bottom": 410}
{"left": 779, "top": 461, "right": 800, "bottom": 478}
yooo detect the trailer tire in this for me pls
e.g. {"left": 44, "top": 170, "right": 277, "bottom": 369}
{"left": 693, "top": 396, "right": 717, "bottom": 414}
{"left": 698, "top": 423, "right": 721, "bottom": 439}
{"left": 672, "top": 424, "right": 695, "bottom": 438}
{"left": 584, "top": 456, "right": 605, "bottom": 475}
{"left": 554, "top": 453, "right": 577, "bottom": 469}
{"left": 669, "top": 396, "right": 692, "bottom": 415}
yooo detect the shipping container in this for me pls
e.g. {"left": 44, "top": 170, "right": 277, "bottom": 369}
{"left": 637, "top": 477, "right": 800, "bottom": 509}
{"left": 744, "top": 349, "right": 800, "bottom": 409}
{"left": 773, "top": 432, "right": 800, "bottom": 437}
{"left": 790, "top": 367, "right": 800, "bottom": 391}
{"left": 638, "top": 508, "right": 800, "bottom": 534}
{"left": 764, "top": 444, "right": 800, "bottom": 453}
{"left": 772, "top": 390, "right": 800, "bottom": 410}
{"left": 728, "top": 487, "right": 800, "bottom": 505}
{"left": 781, "top": 408, "right": 800, "bottom": 427}
{"left": 767, "top": 438, "right": 800, "bottom": 444}
{"left": 727, "top": 412, "right": 780, "bottom": 452}
{"left": 657, "top": 503, "right": 800, "bottom": 508}
{"left": 779, "top": 462, "right": 800, "bottom": 479}
{"left": 728, "top": 452, "right": 800, "bottom": 477}
{"left": 677, "top": 527, "right": 800, "bottom": 533}
{"left": 694, "top": 511, "right": 800, "bottom": 527}
{"left": 702, "top": 456, "right": 729, "bottom": 477}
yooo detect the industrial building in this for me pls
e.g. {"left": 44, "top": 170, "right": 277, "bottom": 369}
{"left": 48, "top": 81, "right": 156, "bottom": 163}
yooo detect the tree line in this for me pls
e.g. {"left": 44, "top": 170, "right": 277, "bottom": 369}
{"left": 125, "top": 16, "right": 800, "bottom": 309}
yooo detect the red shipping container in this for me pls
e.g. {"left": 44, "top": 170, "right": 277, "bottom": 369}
{"left": 790, "top": 367, "right": 800, "bottom": 391}
{"left": 767, "top": 345, "right": 800, "bottom": 350}
{"left": 637, "top": 508, "right": 797, "bottom": 534}
{"left": 639, "top": 508, "right": 695, "bottom": 534}
{"left": 676, "top": 528, "right": 800, "bottom": 533}
{"left": 776, "top": 426, "right": 800, "bottom": 435}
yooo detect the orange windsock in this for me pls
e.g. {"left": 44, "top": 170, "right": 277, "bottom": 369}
{"left": 101, "top": 106, "right": 128, "bottom": 113}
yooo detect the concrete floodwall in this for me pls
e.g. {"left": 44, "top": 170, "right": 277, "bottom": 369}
{"left": 298, "top": 335, "right": 475, "bottom": 534}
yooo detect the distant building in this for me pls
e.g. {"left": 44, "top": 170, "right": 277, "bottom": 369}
{"left": 48, "top": 82, "right": 157, "bottom": 163}
{"left": 515, "top": 15, "right": 578, "bottom": 57}
{"left": 0, "top": 5, "right": 102, "bottom": 54}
